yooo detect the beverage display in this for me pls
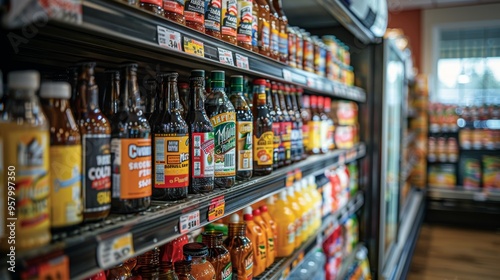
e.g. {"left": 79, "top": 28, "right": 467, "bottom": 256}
{"left": 252, "top": 207, "right": 275, "bottom": 267}
{"left": 242, "top": 207, "right": 267, "bottom": 276}
{"left": 140, "top": 0, "right": 163, "bottom": 15}
{"left": 202, "top": 231, "right": 233, "bottom": 280}
{"left": 268, "top": 190, "right": 296, "bottom": 256}
{"left": 273, "top": 0, "right": 288, "bottom": 63}
{"left": 271, "top": 82, "right": 285, "bottom": 167}
{"left": 308, "top": 95, "right": 322, "bottom": 154}
{"left": 183, "top": 242, "right": 217, "bottom": 280}
{"left": 252, "top": 79, "right": 273, "bottom": 175}
{"left": 175, "top": 260, "right": 197, "bottom": 280}
{"left": 224, "top": 214, "right": 254, "bottom": 280}
{"left": 266, "top": 0, "right": 279, "bottom": 60}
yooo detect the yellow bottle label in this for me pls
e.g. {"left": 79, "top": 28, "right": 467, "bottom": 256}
{"left": 308, "top": 121, "right": 321, "bottom": 151}
{"left": 50, "top": 145, "right": 82, "bottom": 227}
{"left": 237, "top": 121, "right": 253, "bottom": 171}
{"left": 253, "top": 131, "right": 273, "bottom": 165}
{"left": 153, "top": 134, "right": 189, "bottom": 188}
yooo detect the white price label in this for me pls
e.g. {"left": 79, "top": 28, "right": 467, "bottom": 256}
{"left": 218, "top": 48, "right": 234, "bottom": 66}
{"left": 97, "top": 233, "right": 134, "bottom": 268}
{"left": 235, "top": 53, "right": 249, "bottom": 70}
{"left": 473, "top": 192, "right": 487, "bottom": 201}
{"left": 179, "top": 210, "right": 201, "bottom": 234}
{"left": 157, "top": 26, "right": 182, "bottom": 51}
{"left": 307, "top": 77, "right": 315, "bottom": 87}
{"left": 283, "top": 69, "right": 293, "bottom": 82}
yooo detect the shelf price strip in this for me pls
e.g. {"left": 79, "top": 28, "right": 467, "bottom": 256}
{"left": 97, "top": 233, "right": 134, "bottom": 268}
{"left": 183, "top": 37, "right": 204, "bottom": 57}
{"left": 157, "top": 26, "right": 182, "bottom": 51}
{"left": 179, "top": 210, "right": 201, "bottom": 234}
{"left": 218, "top": 48, "right": 235, "bottom": 66}
{"left": 208, "top": 196, "right": 226, "bottom": 221}
{"left": 235, "top": 53, "right": 249, "bottom": 70}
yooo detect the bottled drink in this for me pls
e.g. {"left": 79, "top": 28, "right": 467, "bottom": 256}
{"left": 237, "top": 0, "right": 253, "bottom": 50}
{"left": 242, "top": 207, "right": 267, "bottom": 276}
{"left": 295, "top": 27, "right": 303, "bottom": 70}
{"left": 0, "top": 70, "right": 51, "bottom": 250}
{"left": 317, "top": 96, "right": 328, "bottom": 154}
{"left": 300, "top": 94, "right": 311, "bottom": 156}
{"left": 75, "top": 62, "right": 112, "bottom": 222}
{"left": 285, "top": 85, "right": 300, "bottom": 162}
{"left": 268, "top": 191, "right": 296, "bottom": 256}
{"left": 224, "top": 214, "right": 254, "bottom": 280}
{"left": 184, "top": 0, "right": 205, "bottom": 32}
{"left": 259, "top": 202, "right": 278, "bottom": 258}
{"left": 182, "top": 243, "right": 217, "bottom": 280}
{"left": 278, "top": 83, "right": 292, "bottom": 165}
{"left": 186, "top": 70, "right": 215, "bottom": 194}
{"left": 290, "top": 86, "right": 304, "bottom": 161}
{"left": 252, "top": 208, "right": 275, "bottom": 267}
{"left": 221, "top": 0, "right": 238, "bottom": 45}
{"left": 40, "top": 82, "right": 83, "bottom": 231}
{"left": 205, "top": 71, "right": 236, "bottom": 188}
{"left": 256, "top": 0, "right": 270, "bottom": 57}
{"left": 102, "top": 69, "right": 120, "bottom": 120}
{"left": 202, "top": 231, "right": 233, "bottom": 280}
{"left": 308, "top": 95, "right": 321, "bottom": 154}
{"left": 229, "top": 75, "right": 253, "bottom": 181}
{"left": 287, "top": 26, "right": 297, "bottom": 68}
{"left": 323, "top": 97, "right": 335, "bottom": 152}
{"left": 273, "top": 0, "right": 288, "bottom": 63}
{"left": 151, "top": 72, "right": 169, "bottom": 126}
{"left": 163, "top": 0, "right": 186, "bottom": 25}
{"left": 271, "top": 82, "right": 285, "bottom": 167}
{"left": 178, "top": 82, "right": 189, "bottom": 120}
{"left": 152, "top": 72, "right": 189, "bottom": 201}
{"left": 144, "top": 78, "right": 157, "bottom": 122}
{"left": 205, "top": 0, "right": 222, "bottom": 39}
{"left": 111, "top": 63, "right": 152, "bottom": 213}
{"left": 266, "top": 0, "right": 279, "bottom": 60}
{"left": 252, "top": 79, "right": 273, "bottom": 176}
{"left": 174, "top": 260, "right": 196, "bottom": 280}
{"left": 286, "top": 186, "right": 303, "bottom": 248}
{"left": 251, "top": 0, "right": 259, "bottom": 52}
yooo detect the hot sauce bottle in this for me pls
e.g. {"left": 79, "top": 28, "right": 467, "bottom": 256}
{"left": 252, "top": 79, "right": 273, "bottom": 176}
{"left": 221, "top": 0, "right": 238, "bottom": 45}
{"left": 277, "top": 83, "right": 291, "bottom": 166}
{"left": 152, "top": 72, "right": 189, "bottom": 201}
{"left": 205, "top": 0, "right": 222, "bottom": 39}
{"left": 271, "top": 82, "right": 285, "bottom": 167}
{"left": 256, "top": 0, "right": 270, "bottom": 57}
{"left": 185, "top": 0, "right": 205, "bottom": 32}
{"left": 251, "top": 0, "right": 259, "bottom": 52}
{"left": 111, "top": 63, "right": 152, "bottom": 213}
{"left": 236, "top": 0, "right": 253, "bottom": 50}
{"left": 202, "top": 231, "right": 233, "bottom": 280}
{"left": 285, "top": 85, "right": 300, "bottom": 162}
{"left": 163, "top": 0, "right": 186, "bottom": 25}
{"left": 265, "top": 0, "right": 279, "bottom": 60}
{"left": 273, "top": 0, "right": 288, "bottom": 63}
{"left": 224, "top": 214, "right": 253, "bottom": 280}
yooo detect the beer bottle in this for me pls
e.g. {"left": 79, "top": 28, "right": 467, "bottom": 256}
{"left": 290, "top": 85, "right": 304, "bottom": 161}
{"left": 308, "top": 95, "right": 321, "bottom": 154}
{"left": 266, "top": 80, "right": 279, "bottom": 170}
{"left": 178, "top": 82, "right": 189, "bottom": 120}
{"left": 229, "top": 75, "right": 253, "bottom": 181}
{"left": 186, "top": 70, "right": 215, "bottom": 194}
{"left": 102, "top": 69, "right": 120, "bottom": 120}
{"left": 152, "top": 72, "right": 189, "bottom": 200}
{"left": 144, "top": 78, "right": 157, "bottom": 122}
{"left": 150, "top": 72, "right": 169, "bottom": 126}
{"left": 252, "top": 79, "right": 273, "bottom": 175}
{"left": 271, "top": 81, "right": 285, "bottom": 167}
{"left": 300, "top": 92, "right": 311, "bottom": 157}
{"left": 285, "top": 84, "right": 301, "bottom": 162}
{"left": 111, "top": 63, "right": 152, "bottom": 213}
{"left": 277, "top": 83, "right": 291, "bottom": 165}
{"left": 75, "top": 62, "right": 112, "bottom": 222}
{"left": 40, "top": 82, "right": 83, "bottom": 231}
{"left": 205, "top": 70, "right": 236, "bottom": 188}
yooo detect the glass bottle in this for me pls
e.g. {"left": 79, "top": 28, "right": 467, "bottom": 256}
{"left": 287, "top": 26, "right": 296, "bottom": 68}
{"left": 308, "top": 95, "right": 321, "bottom": 154}
{"left": 237, "top": 0, "right": 253, "bottom": 50}
{"left": 183, "top": 243, "right": 217, "bottom": 280}
{"left": 265, "top": 81, "right": 278, "bottom": 170}
{"left": 202, "top": 231, "right": 233, "bottom": 280}
{"left": 184, "top": 0, "right": 205, "bottom": 32}
{"left": 256, "top": 0, "right": 270, "bottom": 57}
{"left": 300, "top": 93, "right": 311, "bottom": 157}
{"left": 175, "top": 260, "right": 196, "bottom": 280}
{"left": 40, "top": 82, "right": 83, "bottom": 231}
{"left": 290, "top": 86, "right": 304, "bottom": 161}
{"left": 133, "top": 247, "right": 160, "bottom": 273}
{"left": 178, "top": 82, "right": 189, "bottom": 120}
{"left": 295, "top": 27, "right": 303, "bottom": 70}
{"left": 278, "top": 83, "right": 291, "bottom": 165}
{"left": 140, "top": 0, "right": 164, "bottom": 15}
{"left": 229, "top": 75, "right": 253, "bottom": 181}
{"left": 151, "top": 72, "right": 169, "bottom": 126}
{"left": 223, "top": 214, "right": 253, "bottom": 280}
{"left": 68, "top": 66, "right": 79, "bottom": 113}
{"left": 252, "top": 79, "right": 273, "bottom": 176}
{"left": 285, "top": 85, "right": 301, "bottom": 162}
{"left": 75, "top": 62, "right": 112, "bottom": 222}
{"left": 158, "top": 262, "right": 179, "bottom": 280}
{"left": 204, "top": 70, "right": 236, "bottom": 188}
{"left": 0, "top": 70, "right": 51, "bottom": 251}
{"left": 323, "top": 97, "right": 335, "bottom": 152}
{"left": 205, "top": 0, "right": 222, "bottom": 39}
{"left": 251, "top": 0, "right": 259, "bottom": 52}
{"left": 266, "top": 0, "right": 279, "bottom": 60}
{"left": 186, "top": 70, "right": 215, "bottom": 194}
{"left": 152, "top": 72, "right": 189, "bottom": 201}
{"left": 102, "top": 69, "right": 120, "bottom": 120}
{"left": 221, "top": 0, "right": 238, "bottom": 45}
{"left": 317, "top": 95, "right": 328, "bottom": 154}
{"left": 302, "top": 30, "right": 314, "bottom": 73}
{"left": 271, "top": 82, "right": 285, "bottom": 167}
{"left": 144, "top": 78, "right": 157, "bottom": 122}
{"left": 163, "top": 0, "right": 186, "bottom": 25}
{"left": 273, "top": 0, "right": 288, "bottom": 63}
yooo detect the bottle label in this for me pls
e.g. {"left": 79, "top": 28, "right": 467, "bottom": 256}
{"left": 111, "top": 138, "right": 152, "bottom": 199}
{"left": 205, "top": 0, "right": 222, "bottom": 31}
{"left": 258, "top": 240, "right": 267, "bottom": 260}
{"left": 328, "top": 124, "right": 335, "bottom": 150}
{"left": 288, "top": 33, "right": 296, "bottom": 66}
{"left": 279, "top": 32, "right": 288, "bottom": 57}
{"left": 253, "top": 131, "right": 273, "bottom": 165}
{"left": 221, "top": 0, "right": 237, "bottom": 36}
{"left": 281, "top": 121, "right": 292, "bottom": 160}
{"left": 308, "top": 121, "right": 321, "bottom": 151}
{"left": 210, "top": 112, "right": 236, "bottom": 177}
{"left": 237, "top": 0, "right": 252, "bottom": 42}
{"left": 291, "top": 127, "right": 299, "bottom": 159}
{"left": 272, "top": 122, "right": 281, "bottom": 150}
{"left": 154, "top": 134, "right": 189, "bottom": 188}
{"left": 259, "top": 21, "right": 270, "bottom": 48}
{"left": 83, "top": 135, "right": 111, "bottom": 212}
{"left": 191, "top": 132, "right": 215, "bottom": 178}
{"left": 222, "top": 262, "right": 233, "bottom": 280}
{"left": 236, "top": 121, "right": 253, "bottom": 171}
{"left": 49, "top": 145, "right": 82, "bottom": 227}
{"left": 164, "top": 0, "right": 185, "bottom": 14}
{"left": 185, "top": 0, "right": 205, "bottom": 24}
{"left": 287, "top": 223, "right": 296, "bottom": 244}
{"left": 268, "top": 236, "right": 275, "bottom": 254}
{"left": 271, "top": 28, "right": 279, "bottom": 53}
{"left": 244, "top": 252, "right": 254, "bottom": 280}
{"left": 251, "top": 10, "right": 258, "bottom": 47}
{"left": 302, "top": 124, "right": 310, "bottom": 151}
{"left": 4, "top": 130, "right": 50, "bottom": 234}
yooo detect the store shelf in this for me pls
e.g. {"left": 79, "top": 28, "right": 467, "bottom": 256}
{"left": 2, "top": 0, "right": 366, "bottom": 103}
{"left": 428, "top": 188, "right": 500, "bottom": 202}
{"left": 2, "top": 144, "right": 366, "bottom": 279}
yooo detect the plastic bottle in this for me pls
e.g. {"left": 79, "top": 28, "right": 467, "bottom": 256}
{"left": 224, "top": 214, "right": 254, "bottom": 280}
{"left": 268, "top": 191, "right": 296, "bottom": 256}
{"left": 259, "top": 199, "right": 278, "bottom": 258}
{"left": 236, "top": 0, "right": 253, "bottom": 50}
{"left": 221, "top": 0, "right": 238, "bottom": 45}
{"left": 300, "top": 178, "right": 315, "bottom": 235}
{"left": 242, "top": 207, "right": 267, "bottom": 276}
{"left": 252, "top": 208, "right": 275, "bottom": 267}
{"left": 308, "top": 176, "right": 322, "bottom": 232}
{"left": 287, "top": 183, "right": 305, "bottom": 246}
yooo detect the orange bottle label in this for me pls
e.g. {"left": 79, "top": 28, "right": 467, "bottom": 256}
{"left": 253, "top": 131, "right": 273, "bottom": 165}
{"left": 154, "top": 134, "right": 189, "bottom": 188}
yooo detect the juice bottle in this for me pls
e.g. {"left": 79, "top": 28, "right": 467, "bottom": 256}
{"left": 40, "top": 82, "right": 83, "bottom": 231}
{"left": 293, "top": 181, "right": 310, "bottom": 239}
{"left": 183, "top": 243, "right": 217, "bottom": 280}
{"left": 0, "top": 70, "right": 51, "bottom": 251}
{"left": 268, "top": 191, "right": 296, "bottom": 256}
{"left": 242, "top": 207, "right": 267, "bottom": 276}
{"left": 205, "top": 0, "right": 222, "bottom": 39}
{"left": 307, "top": 175, "right": 322, "bottom": 232}
{"left": 221, "top": 0, "right": 238, "bottom": 45}
{"left": 223, "top": 214, "right": 253, "bottom": 280}
{"left": 259, "top": 199, "right": 278, "bottom": 257}
{"left": 236, "top": 0, "right": 253, "bottom": 50}
{"left": 202, "top": 231, "right": 232, "bottom": 280}
{"left": 286, "top": 185, "right": 303, "bottom": 247}
{"left": 252, "top": 208, "right": 275, "bottom": 267}
{"left": 252, "top": 79, "right": 273, "bottom": 176}
{"left": 300, "top": 178, "right": 315, "bottom": 236}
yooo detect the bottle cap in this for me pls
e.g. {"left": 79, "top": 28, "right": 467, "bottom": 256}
{"left": 210, "top": 70, "right": 225, "bottom": 82}
{"left": 259, "top": 205, "right": 269, "bottom": 213}
{"left": 39, "top": 82, "right": 71, "bottom": 99}
{"left": 271, "top": 82, "right": 278, "bottom": 90}
{"left": 243, "top": 206, "right": 253, "bottom": 215}
{"left": 278, "top": 83, "right": 285, "bottom": 91}
{"left": 230, "top": 75, "right": 243, "bottom": 85}
{"left": 191, "top": 69, "right": 205, "bottom": 78}
{"left": 183, "top": 243, "right": 208, "bottom": 258}
{"left": 8, "top": 70, "right": 40, "bottom": 90}
{"left": 243, "top": 213, "right": 253, "bottom": 221}
{"left": 252, "top": 209, "right": 261, "bottom": 216}
{"left": 266, "top": 196, "right": 275, "bottom": 205}
{"left": 279, "top": 190, "right": 287, "bottom": 201}
{"left": 253, "top": 79, "right": 267, "bottom": 86}
{"left": 229, "top": 213, "right": 240, "bottom": 223}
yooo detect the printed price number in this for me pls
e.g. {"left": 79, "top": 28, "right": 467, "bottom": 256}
{"left": 179, "top": 210, "right": 201, "bottom": 234}
{"left": 218, "top": 48, "right": 234, "bottom": 66}
{"left": 286, "top": 171, "right": 295, "bottom": 187}
{"left": 37, "top": 255, "right": 70, "bottom": 280}
{"left": 283, "top": 69, "right": 292, "bottom": 82}
{"left": 183, "top": 37, "right": 204, "bottom": 57}
{"left": 157, "top": 26, "right": 182, "bottom": 51}
{"left": 208, "top": 196, "right": 225, "bottom": 221}
{"left": 235, "top": 53, "right": 249, "bottom": 70}
{"left": 97, "top": 233, "right": 134, "bottom": 268}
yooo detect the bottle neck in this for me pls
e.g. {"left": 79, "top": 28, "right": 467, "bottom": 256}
{"left": 166, "top": 79, "right": 180, "bottom": 113}
{"left": 292, "top": 93, "right": 300, "bottom": 111}
{"left": 106, "top": 73, "right": 120, "bottom": 115}
{"left": 78, "top": 66, "right": 100, "bottom": 112}
{"left": 121, "top": 70, "right": 141, "bottom": 111}
{"left": 211, "top": 81, "right": 225, "bottom": 91}
{"left": 189, "top": 78, "right": 205, "bottom": 111}
{"left": 228, "top": 222, "right": 246, "bottom": 237}
{"left": 201, "top": 235, "right": 223, "bottom": 248}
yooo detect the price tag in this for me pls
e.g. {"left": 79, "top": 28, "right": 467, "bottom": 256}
{"left": 286, "top": 171, "right": 295, "bottom": 187}
{"left": 217, "top": 48, "right": 234, "bottom": 66}
{"left": 235, "top": 53, "right": 249, "bottom": 69}
{"left": 97, "top": 233, "right": 134, "bottom": 268}
{"left": 179, "top": 210, "right": 201, "bottom": 234}
{"left": 37, "top": 256, "right": 70, "bottom": 280}
{"left": 157, "top": 26, "right": 182, "bottom": 51}
{"left": 41, "top": 0, "right": 82, "bottom": 24}
{"left": 183, "top": 37, "right": 204, "bottom": 57}
{"left": 307, "top": 77, "right": 315, "bottom": 87}
{"left": 283, "top": 69, "right": 293, "bottom": 82}
{"left": 208, "top": 196, "right": 225, "bottom": 221}
{"left": 294, "top": 169, "right": 302, "bottom": 181}
{"left": 473, "top": 192, "right": 487, "bottom": 201}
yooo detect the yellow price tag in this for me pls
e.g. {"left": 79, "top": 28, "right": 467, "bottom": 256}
{"left": 208, "top": 196, "right": 225, "bottom": 221}
{"left": 183, "top": 37, "right": 204, "bottom": 57}
{"left": 97, "top": 233, "right": 134, "bottom": 268}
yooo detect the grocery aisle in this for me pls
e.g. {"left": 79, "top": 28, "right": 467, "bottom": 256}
{"left": 407, "top": 224, "right": 500, "bottom": 280}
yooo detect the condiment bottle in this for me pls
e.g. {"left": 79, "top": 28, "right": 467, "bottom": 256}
{"left": 295, "top": 27, "right": 303, "bottom": 70}
{"left": 266, "top": 0, "right": 279, "bottom": 60}
{"left": 184, "top": 0, "right": 205, "bottom": 32}
{"left": 144, "top": 78, "right": 157, "bottom": 122}
{"left": 163, "top": 0, "right": 186, "bottom": 25}
{"left": 175, "top": 260, "right": 196, "bottom": 280}
{"left": 308, "top": 95, "right": 321, "bottom": 154}
{"left": 323, "top": 97, "right": 335, "bottom": 152}
{"left": 102, "top": 69, "right": 120, "bottom": 120}
{"left": 300, "top": 94, "right": 311, "bottom": 156}
{"left": 0, "top": 70, "right": 51, "bottom": 251}
{"left": 302, "top": 30, "right": 314, "bottom": 72}
{"left": 111, "top": 63, "right": 152, "bottom": 213}
{"left": 287, "top": 26, "right": 297, "bottom": 68}
{"left": 40, "top": 82, "right": 83, "bottom": 231}
{"left": 186, "top": 70, "right": 215, "bottom": 194}
{"left": 284, "top": 85, "right": 300, "bottom": 163}
{"left": 278, "top": 83, "right": 292, "bottom": 166}
{"left": 236, "top": 0, "right": 253, "bottom": 50}
{"left": 229, "top": 75, "right": 253, "bottom": 181}
{"left": 133, "top": 247, "right": 160, "bottom": 273}
{"left": 75, "top": 62, "right": 112, "bottom": 222}
{"left": 205, "top": 0, "right": 222, "bottom": 39}
{"left": 290, "top": 86, "right": 304, "bottom": 161}
{"left": 106, "top": 264, "right": 132, "bottom": 280}
{"left": 221, "top": 0, "right": 238, "bottom": 45}
{"left": 273, "top": 0, "right": 288, "bottom": 63}
{"left": 252, "top": 208, "right": 275, "bottom": 267}
{"left": 224, "top": 214, "right": 254, "bottom": 280}
{"left": 204, "top": 71, "right": 236, "bottom": 188}
{"left": 259, "top": 202, "right": 278, "bottom": 257}
{"left": 140, "top": 0, "right": 164, "bottom": 15}
{"left": 251, "top": 0, "right": 259, "bottom": 52}
{"left": 202, "top": 231, "right": 233, "bottom": 280}
{"left": 183, "top": 243, "right": 217, "bottom": 280}
{"left": 252, "top": 79, "right": 273, "bottom": 176}
{"left": 256, "top": 0, "right": 270, "bottom": 56}
{"left": 271, "top": 82, "right": 285, "bottom": 167}
{"left": 152, "top": 72, "right": 189, "bottom": 201}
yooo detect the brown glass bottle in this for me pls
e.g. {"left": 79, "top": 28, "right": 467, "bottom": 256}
{"left": 223, "top": 215, "right": 253, "bottom": 280}
{"left": 75, "top": 62, "right": 112, "bottom": 222}
{"left": 140, "top": 0, "right": 164, "bottom": 15}
{"left": 205, "top": 0, "right": 222, "bottom": 38}
{"left": 186, "top": 70, "right": 215, "bottom": 194}
{"left": 175, "top": 260, "right": 196, "bottom": 280}
{"left": 144, "top": 78, "right": 157, "bottom": 121}
{"left": 40, "top": 82, "right": 83, "bottom": 231}
{"left": 204, "top": 71, "right": 236, "bottom": 188}
{"left": 178, "top": 82, "right": 189, "bottom": 120}
{"left": 183, "top": 243, "right": 217, "bottom": 280}
{"left": 308, "top": 95, "right": 321, "bottom": 154}
{"left": 256, "top": 0, "right": 270, "bottom": 56}
{"left": 277, "top": 83, "right": 291, "bottom": 165}
{"left": 265, "top": 80, "right": 278, "bottom": 170}
{"left": 150, "top": 72, "right": 169, "bottom": 126}
{"left": 265, "top": 0, "right": 279, "bottom": 60}
{"left": 271, "top": 82, "right": 284, "bottom": 167}
{"left": 300, "top": 93, "right": 311, "bottom": 156}
{"left": 152, "top": 72, "right": 189, "bottom": 201}
{"left": 132, "top": 247, "right": 160, "bottom": 273}
{"left": 202, "top": 231, "right": 233, "bottom": 280}
{"left": 285, "top": 85, "right": 300, "bottom": 162}
{"left": 287, "top": 26, "right": 296, "bottom": 68}
{"left": 273, "top": 0, "right": 288, "bottom": 63}
{"left": 184, "top": 0, "right": 205, "bottom": 32}
{"left": 102, "top": 69, "right": 120, "bottom": 120}
{"left": 252, "top": 79, "right": 273, "bottom": 175}
{"left": 290, "top": 86, "right": 304, "bottom": 160}
{"left": 251, "top": 0, "right": 259, "bottom": 52}
{"left": 221, "top": 0, "right": 238, "bottom": 45}
{"left": 237, "top": 0, "right": 253, "bottom": 50}
{"left": 111, "top": 63, "right": 152, "bottom": 213}
{"left": 163, "top": 0, "right": 186, "bottom": 25}
{"left": 229, "top": 75, "right": 253, "bottom": 181}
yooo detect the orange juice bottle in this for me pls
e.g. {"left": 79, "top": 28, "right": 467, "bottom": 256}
{"left": 287, "top": 185, "right": 304, "bottom": 247}
{"left": 294, "top": 181, "right": 311, "bottom": 239}
{"left": 268, "top": 191, "right": 296, "bottom": 256}
{"left": 243, "top": 207, "right": 267, "bottom": 277}
{"left": 252, "top": 208, "right": 275, "bottom": 267}
{"left": 259, "top": 197, "right": 278, "bottom": 258}
{"left": 307, "top": 175, "right": 322, "bottom": 232}
{"left": 300, "top": 178, "right": 315, "bottom": 237}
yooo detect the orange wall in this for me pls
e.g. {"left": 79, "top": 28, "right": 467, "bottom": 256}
{"left": 388, "top": 9, "right": 422, "bottom": 71}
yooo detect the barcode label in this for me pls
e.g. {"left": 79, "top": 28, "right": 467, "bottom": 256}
{"left": 224, "top": 154, "right": 235, "bottom": 167}
{"left": 243, "top": 158, "right": 249, "bottom": 169}
{"left": 155, "top": 138, "right": 165, "bottom": 161}
{"left": 156, "top": 164, "right": 164, "bottom": 183}
{"left": 194, "top": 162, "right": 201, "bottom": 176}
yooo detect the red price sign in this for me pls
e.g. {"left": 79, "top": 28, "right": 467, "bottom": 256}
{"left": 38, "top": 255, "right": 70, "bottom": 280}
{"left": 208, "top": 196, "right": 225, "bottom": 221}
